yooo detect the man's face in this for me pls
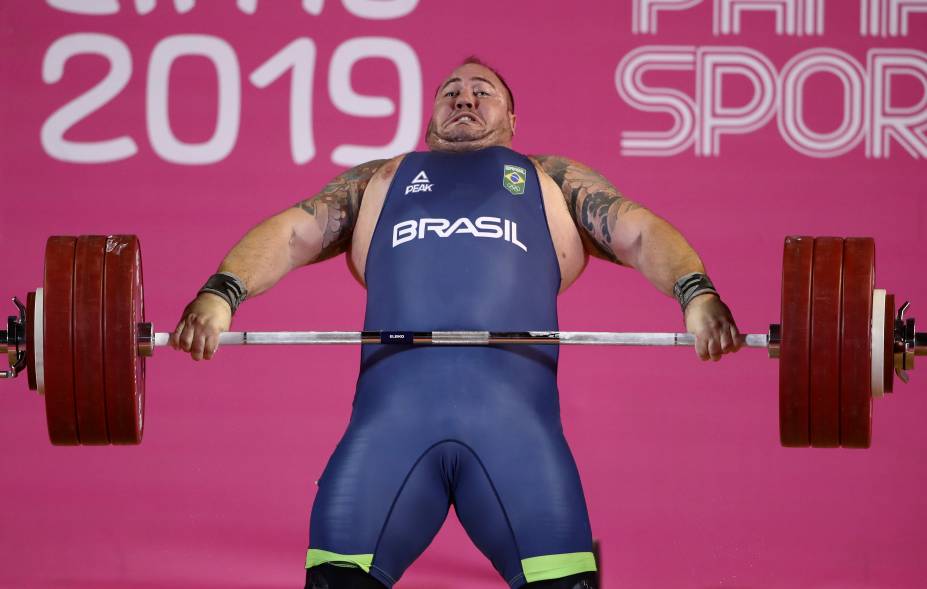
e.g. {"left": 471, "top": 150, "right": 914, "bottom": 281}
{"left": 426, "top": 63, "right": 516, "bottom": 152}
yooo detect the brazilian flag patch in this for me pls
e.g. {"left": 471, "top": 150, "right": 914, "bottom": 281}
{"left": 503, "top": 164, "right": 527, "bottom": 196}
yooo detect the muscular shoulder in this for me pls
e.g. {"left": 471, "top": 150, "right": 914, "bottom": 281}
{"left": 291, "top": 155, "right": 406, "bottom": 263}
{"left": 529, "top": 154, "right": 603, "bottom": 193}
{"left": 321, "top": 154, "right": 404, "bottom": 196}
{"left": 529, "top": 154, "right": 614, "bottom": 212}
{"left": 529, "top": 154, "right": 645, "bottom": 265}
{"left": 528, "top": 156, "right": 579, "bottom": 228}
{"left": 370, "top": 153, "right": 405, "bottom": 183}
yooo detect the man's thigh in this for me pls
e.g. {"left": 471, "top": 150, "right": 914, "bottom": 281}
{"left": 306, "top": 424, "right": 452, "bottom": 587}
{"left": 454, "top": 426, "right": 598, "bottom": 588}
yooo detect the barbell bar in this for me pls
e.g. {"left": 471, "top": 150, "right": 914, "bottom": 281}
{"left": 143, "top": 330, "right": 773, "bottom": 347}
{"left": 1, "top": 235, "right": 926, "bottom": 448}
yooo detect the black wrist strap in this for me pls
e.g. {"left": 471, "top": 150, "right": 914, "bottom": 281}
{"left": 198, "top": 272, "right": 248, "bottom": 315}
{"left": 673, "top": 272, "right": 719, "bottom": 312}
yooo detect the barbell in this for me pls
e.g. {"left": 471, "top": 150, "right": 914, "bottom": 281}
{"left": 1, "top": 235, "right": 924, "bottom": 448}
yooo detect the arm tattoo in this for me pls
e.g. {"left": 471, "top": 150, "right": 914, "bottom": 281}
{"left": 533, "top": 155, "right": 643, "bottom": 265}
{"left": 295, "top": 159, "right": 387, "bottom": 262}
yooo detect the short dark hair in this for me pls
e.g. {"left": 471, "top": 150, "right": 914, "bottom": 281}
{"left": 439, "top": 56, "right": 515, "bottom": 114}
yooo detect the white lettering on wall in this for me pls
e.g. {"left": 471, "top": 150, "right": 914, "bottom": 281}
{"left": 615, "top": 46, "right": 697, "bottom": 156}
{"left": 328, "top": 37, "right": 422, "bottom": 166}
{"left": 41, "top": 34, "right": 137, "bottom": 163}
{"left": 633, "top": 0, "right": 705, "bottom": 34}
{"left": 778, "top": 48, "right": 866, "bottom": 157}
{"left": 632, "top": 0, "right": 825, "bottom": 35}
{"left": 616, "top": 46, "right": 927, "bottom": 158}
{"left": 632, "top": 0, "right": 927, "bottom": 36}
{"left": 40, "top": 34, "right": 422, "bottom": 165}
{"left": 147, "top": 35, "right": 241, "bottom": 165}
{"left": 250, "top": 38, "right": 318, "bottom": 165}
{"left": 697, "top": 47, "right": 778, "bottom": 156}
{"left": 868, "top": 49, "right": 927, "bottom": 158}
{"left": 714, "top": 0, "right": 825, "bottom": 36}
{"left": 47, "top": 0, "right": 119, "bottom": 14}
{"left": 341, "top": 0, "right": 420, "bottom": 19}
{"left": 860, "top": 0, "right": 927, "bottom": 36}
{"left": 46, "top": 0, "right": 418, "bottom": 18}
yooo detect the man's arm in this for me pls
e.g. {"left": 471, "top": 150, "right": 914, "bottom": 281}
{"left": 222, "top": 158, "right": 387, "bottom": 297}
{"left": 171, "top": 158, "right": 386, "bottom": 360}
{"left": 533, "top": 154, "right": 740, "bottom": 360}
{"left": 533, "top": 154, "right": 701, "bottom": 291}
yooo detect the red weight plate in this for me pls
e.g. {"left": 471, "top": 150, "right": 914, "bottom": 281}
{"left": 26, "top": 292, "right": 37, "bottom": 391}
{"left": 103, "top": 235, "right": 146, "bottom": 445}
{"left": 73, "top": 236, "right": 109, "bottom": 445}
{"left": 884, "top": 294, "right": 894, "bottom": 394}
{"left": 809, "top": 238, "right": 843, "bottom": 447}
{"left": 840, "top": 238, "right": 875, "bottom": 448}
{"left": 44, "top": 236, "right": 79, "bottom": 445}
{"left": 780, "top": 236, "right": 814, "bottom": 447}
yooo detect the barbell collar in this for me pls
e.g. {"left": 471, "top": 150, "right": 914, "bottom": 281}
{"left": 916, "top": 333, "right": 927, "bottom": 356}
{"left": 2, "top": 297, "right": 27, "bottom": 376}
{"left": 138, "top": 322, "right": 154, "bottom": 357}
{"left": 768, "top": 324, "right": 781, "bottom": 359}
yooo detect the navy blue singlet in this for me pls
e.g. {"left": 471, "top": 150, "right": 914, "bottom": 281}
{"left": 306, "top": 146, "right": 596, "bottom": 588}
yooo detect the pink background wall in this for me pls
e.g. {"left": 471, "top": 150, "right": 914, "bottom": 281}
{"left": 2, "top": 1, "right": 926, "bottom": 587}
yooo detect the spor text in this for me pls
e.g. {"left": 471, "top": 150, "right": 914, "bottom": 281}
{"left": 619, "top": 1, "right": 926, "bottom": 158}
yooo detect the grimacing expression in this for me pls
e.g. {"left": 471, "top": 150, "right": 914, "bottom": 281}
{"left": 426, "top": 64, "right": 516, "bottom": 151}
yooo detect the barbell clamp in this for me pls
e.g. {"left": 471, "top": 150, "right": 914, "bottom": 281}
{"left": 767, "top": 324, "right": 781, "bottom": 359}
{"left": 0, "top": 297, "right": 27, "bottom": 379}
{"left": 138, "top": 322, "right": 154, "bottom": 358}
{"left": 893, "top": 301, "right": 927, "bottom": 384}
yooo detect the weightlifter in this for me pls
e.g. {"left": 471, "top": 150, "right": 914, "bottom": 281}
{"left": 170, "top": 57, "right": 741, "bottom": 589}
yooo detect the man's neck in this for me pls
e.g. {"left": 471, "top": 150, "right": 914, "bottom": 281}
{"left": 427, "top": 139, "right": 510, "bottom": 153}
{"left": 425, "top": 125, "right": 513, "bottom": 153}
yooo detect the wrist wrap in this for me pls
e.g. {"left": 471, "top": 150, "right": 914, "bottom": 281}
{"left": 198, "top": 272, "right": 248, "bottom": 315}
{"left": 673, "top": 272, "right": 718, "bottom": 312}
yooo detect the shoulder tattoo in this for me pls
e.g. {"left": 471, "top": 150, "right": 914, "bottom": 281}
{"left": 533, "top": 155, "right": 642, "bottom": 265}
{"left": 295, "top": 159, "right": 387, "bottom": 261}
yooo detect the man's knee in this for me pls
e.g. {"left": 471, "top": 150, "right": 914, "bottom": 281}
{"left": 305, "top": 563, "right": 387, "bottom": 589}
{"left": 523, "top": 571, "right": 597, "bottom": 589}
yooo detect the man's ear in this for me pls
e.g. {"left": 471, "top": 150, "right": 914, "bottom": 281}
{"left": 509, "top": 113, "right": 517, "bottom": 135}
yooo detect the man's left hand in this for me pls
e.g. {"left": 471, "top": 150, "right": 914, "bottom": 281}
{"left": 684, "top": 294, "right": 741, "bottom": 361}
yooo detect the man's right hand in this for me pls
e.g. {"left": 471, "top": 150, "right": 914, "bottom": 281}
{"left": 170, "top": 293, "right": 232, "bottom": 361}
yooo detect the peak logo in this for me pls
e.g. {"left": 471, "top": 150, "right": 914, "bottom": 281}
{"left": 405, "top": 170, "right": 433, "bottom": 195}
{"left": 392, "top": 217, "right": 528, "bottom": 252}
